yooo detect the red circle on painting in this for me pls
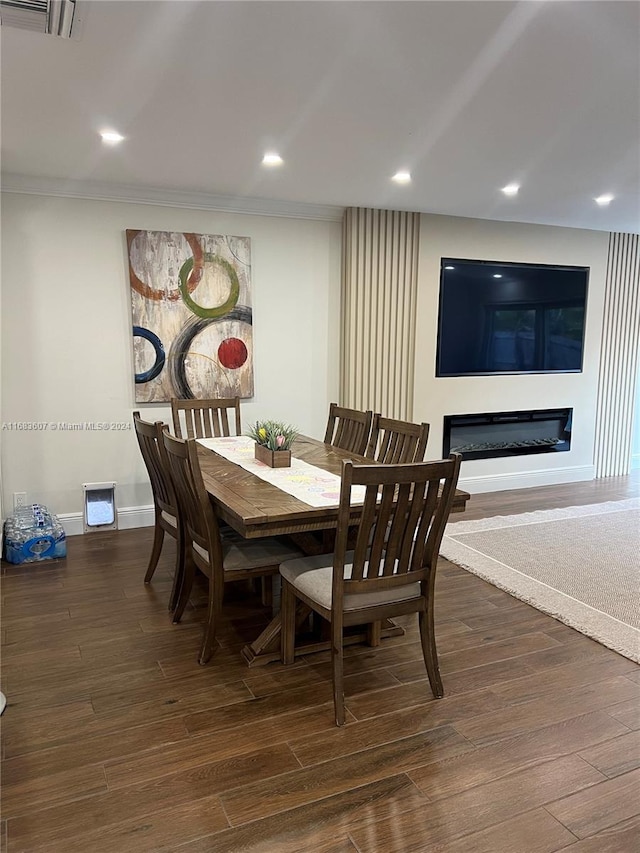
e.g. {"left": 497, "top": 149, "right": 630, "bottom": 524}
{"left": 218, "top": 337, "right": 248, "bottom": 369}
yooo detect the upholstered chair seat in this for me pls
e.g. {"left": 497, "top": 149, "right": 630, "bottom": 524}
{"left": 280, "top": 553, "right": 422, "bottom": 612}
{"left": 193, "top": 531, "right": 302, "bottom": 574}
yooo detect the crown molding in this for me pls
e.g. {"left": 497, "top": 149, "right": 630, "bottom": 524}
{"left": 0, "top": 174, "right": 345, "bottom": 222}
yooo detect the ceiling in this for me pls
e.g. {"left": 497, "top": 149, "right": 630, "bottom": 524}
{"left": 1, "top": 0, "right": 639, "bottom": 232}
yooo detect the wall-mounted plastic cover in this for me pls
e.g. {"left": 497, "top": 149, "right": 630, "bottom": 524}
{"left": 83, "top": 482, "right": 117, "bottom": 532}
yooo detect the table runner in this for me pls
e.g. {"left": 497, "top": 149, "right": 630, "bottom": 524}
{"left": 197, "top": 436, "right": 367, "bottom": 508}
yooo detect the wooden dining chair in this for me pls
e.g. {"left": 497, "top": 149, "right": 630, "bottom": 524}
{"left": 133, "top": 412, "right": 184, "bottom": 612}
{"left": 279, "top": 453, "right": 462, "bottom": 725}
{"left": 162, "top": 429, "right": 304, "bottom": 665}
{"left": 171, "top": 397, "right": 242, "bottom": 439}
{"left": 366, "top": 415, "right": 430, "bottom": 464}
{"left": 324, "top": 403, "right": 373, "bottom": 456}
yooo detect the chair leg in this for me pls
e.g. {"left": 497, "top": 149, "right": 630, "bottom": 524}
{"left": 168, "top": 531, "right": 185, "bottom": 613}
{"left": 172, "top": 549, "right": 195, "bottom": 624}
{"left": 366, "top": 620, "right": 382, "bottom": 647}
{"left": 144, "top": 517, "right": 164, "bottom": 583}
{"left": 331, "top": 618, "right": 345, "bottom": 726}
{"left": 281, "top": 579, "right": 297, "bottom": 665}
{"left": 199, "top": 575, "right": 224, "bottom": 665}
{"left": 419, "top": 605, "right": 444, "bottom": 699}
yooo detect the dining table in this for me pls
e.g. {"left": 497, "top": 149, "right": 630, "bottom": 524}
{"left": 197, "top": 433, "right": 470, "bottom": 666}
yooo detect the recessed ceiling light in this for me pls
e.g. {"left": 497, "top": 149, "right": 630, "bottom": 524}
{"left": 493, "top": 274, "right": 503, "bottom": 278}
{"left": 392, "top": 171, "right": 411, "bottom": 184}
{"left": 501, "top": 184, "right": 520, "bottom": 196}
{"left": 594, "top": 194, "right": 614, "bottom": 206}
{"left": 262, "top": 152, "right": 283, "bottom": 166}
{"left": 444, "top": 265, "right": 455, "bottom": 270}
{"left": 100, "top": 130, "right": 125, "bottom": 145}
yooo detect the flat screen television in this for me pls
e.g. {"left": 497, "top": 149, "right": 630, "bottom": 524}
{"left": 436, "top": 258, "right": 589, "bottom": 377}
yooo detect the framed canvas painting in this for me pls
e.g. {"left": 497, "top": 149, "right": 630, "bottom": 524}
{"left": 127, "top": 230, "right": 253, "bottom": 403}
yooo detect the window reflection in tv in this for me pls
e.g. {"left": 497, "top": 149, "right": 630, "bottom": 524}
{"left": 436, "top": 259, "right": 588, "bottom": 376}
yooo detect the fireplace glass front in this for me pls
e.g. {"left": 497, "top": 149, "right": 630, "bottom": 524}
{"left": 443, "top": 408, "right": 572, "bottom": 461}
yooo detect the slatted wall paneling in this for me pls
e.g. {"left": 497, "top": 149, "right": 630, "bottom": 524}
{"left": 594, "top": 232, "right": 640, "bottom": 477}
{"left": 340, "top": 208, "right": 420, "bottom": 420}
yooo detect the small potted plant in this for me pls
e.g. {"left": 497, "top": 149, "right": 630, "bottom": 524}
{"left": 247, "top": 420, "right": 298, "bottom": 468}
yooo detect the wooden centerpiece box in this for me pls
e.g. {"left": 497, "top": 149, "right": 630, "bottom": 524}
{"left": 254, "top": 443, "right": 291, "bottom": 468}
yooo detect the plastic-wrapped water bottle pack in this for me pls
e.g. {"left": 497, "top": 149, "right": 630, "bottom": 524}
{"left": 3, "top": 504, "right": 67, "bottom": 564}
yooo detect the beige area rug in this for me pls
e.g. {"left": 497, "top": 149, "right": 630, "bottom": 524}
{"left": 441, "top": 498, "right": 640, "bottom": 663}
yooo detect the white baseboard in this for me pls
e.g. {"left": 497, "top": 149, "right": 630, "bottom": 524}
{"left": 58, "top": 505, "right": 155, "bottom": 537}
{"left": 459, "top": 464, "right": 596, "bottom": 495}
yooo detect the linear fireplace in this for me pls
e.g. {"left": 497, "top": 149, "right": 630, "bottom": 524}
{"left": 443, "top": 408, "right": 572, "bottom": 461}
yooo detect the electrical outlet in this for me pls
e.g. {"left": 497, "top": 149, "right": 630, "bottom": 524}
{"left": 13, "top": 492, "right": 27, "bottom": 510}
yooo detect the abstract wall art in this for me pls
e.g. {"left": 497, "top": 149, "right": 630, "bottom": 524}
{"left": 127, "top": 230, "right": 253, "bottom": 403}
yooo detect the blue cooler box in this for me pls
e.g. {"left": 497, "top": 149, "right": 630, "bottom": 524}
{"left": 3, "top": 504, "right": 67, "bottom": 564}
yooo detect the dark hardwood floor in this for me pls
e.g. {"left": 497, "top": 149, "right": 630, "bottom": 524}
{"left": 2, "top": 473, "right": 639, "bottom": 851}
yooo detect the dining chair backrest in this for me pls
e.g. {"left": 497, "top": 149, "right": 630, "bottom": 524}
{"left": 161, "top": 429, "right": 224, "bottom": 575}
{"left": 133, "top": 411, "right": 178, "bottom": 519}
{"left": 333, "top": 454, "right": 462, "bottom": 605}
{"left": 171, "top": 397, "right": 242, "bottom": 440}
{"left": 324, "top": 403, "right": 373, "bottom": 456}
{"left": 134, "top": 412, "right": 186, "bottom": 606}
{"left": 163, "top": 428, "right": 303, "bottom": 665}
{"left": 365, "top": 415, "right": 430, "bottom": 464}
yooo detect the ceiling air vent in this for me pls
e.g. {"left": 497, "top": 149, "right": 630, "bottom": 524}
{"left": 0, "top": 0, "right": 76, "bottom": 37}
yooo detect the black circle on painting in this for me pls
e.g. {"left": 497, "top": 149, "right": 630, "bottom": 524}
{"left": 168, "top": 306, "right": 252, "bottom": 398}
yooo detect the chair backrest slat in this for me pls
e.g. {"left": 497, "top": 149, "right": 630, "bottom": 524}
{"left": 335, "top": 455, "right": 461, "bottom": 601}
{"left": 324, "top": 403, "right": 373, "bottom": 456}
{"left": 387, "top": 481, "right": 416, "bottom": 574}
{"left": 366, "top": 415, "right": 430, "bottom": 464}
{"left": 171, "top": 397, "right": 242, "bottom": 440}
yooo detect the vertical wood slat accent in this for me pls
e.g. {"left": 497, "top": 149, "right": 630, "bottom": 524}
{"left": 594, "top": 232, "right": 640, "bottom": 477}
{"left": 340, "top": 208, "right": 420, "bottom": 420}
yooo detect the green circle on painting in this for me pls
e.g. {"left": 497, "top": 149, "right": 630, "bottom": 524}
{"left": 178, "top": 253, "right": 240, "bottom": 319}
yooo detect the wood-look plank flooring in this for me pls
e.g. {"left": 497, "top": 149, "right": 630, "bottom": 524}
{"left": 2, "top": 472, "right": 639, "bottom": 851}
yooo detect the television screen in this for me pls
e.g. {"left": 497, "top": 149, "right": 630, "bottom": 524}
{"left": 436, "top": 258, "right": 589, "bottom": 376}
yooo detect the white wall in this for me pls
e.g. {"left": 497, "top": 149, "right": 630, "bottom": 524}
{"left": 1, "top": 193, "right": 342, "bottom": 520}
{"left": 414, "top": 214, "right": 610, "bottom": 492}
{"left": 0, "top": 193, "right": 617, "bottom": 525}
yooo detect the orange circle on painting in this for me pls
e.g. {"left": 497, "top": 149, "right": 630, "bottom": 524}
{"left": 128, "top": 231, "right": 203, "bottom": 301}
{"left": 218, "top": 337, "right": 248, "bottom": 369}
